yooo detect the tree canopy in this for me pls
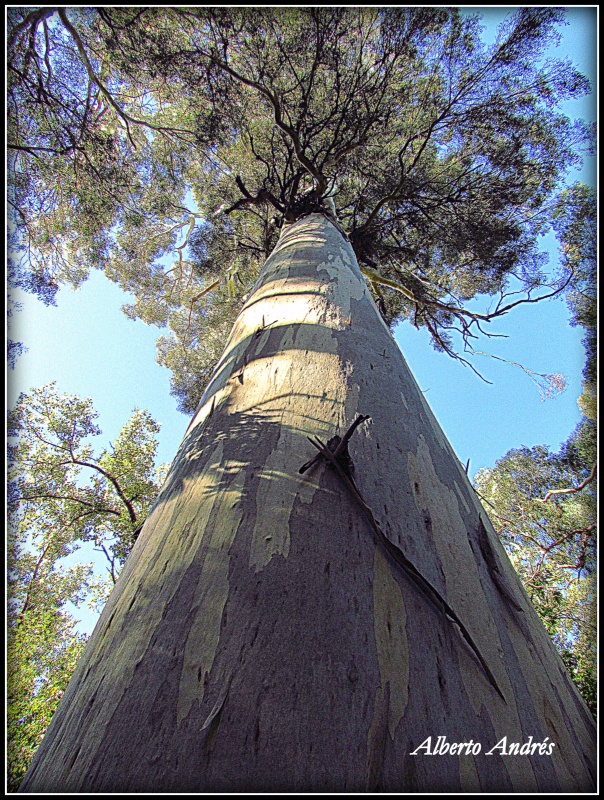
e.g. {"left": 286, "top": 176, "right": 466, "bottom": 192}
{"left": 552, "top": 183, "right": 597, "bottom": 395}
{"left": 8, "top": 7, "right": 594, "bottom": 411}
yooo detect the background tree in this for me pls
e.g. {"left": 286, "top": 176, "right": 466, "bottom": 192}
{"left": 475, "top": 183, "right": 597, "bottom": 716}
{"left": 7, "top": 384, "right": 168, "bottom": 789}
{"left": 553, "top": 183, "right": 597, "bottom": 408}
{"left": 7, "top": 538, "right": 90, "bottom": 792}
{"left": 475, "top": 438, "right": 596, "bottom": 716}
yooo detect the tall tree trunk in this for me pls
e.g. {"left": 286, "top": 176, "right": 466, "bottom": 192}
{"left": 20, "top": 214, "right": 595, "bottom": 793}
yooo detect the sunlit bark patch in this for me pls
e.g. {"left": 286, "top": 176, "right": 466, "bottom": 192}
{"left": 372, "top": 546, "right": 409, "bottom": 738}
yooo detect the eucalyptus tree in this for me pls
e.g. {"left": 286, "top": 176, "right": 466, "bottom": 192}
{"left": 8, "top": 383, "right": 166, "bottom": 574}
{"left": 7, "top": 384, "right": 167, "bottom": 788}
{"left": 10, "top": 8, "right": 596, "bottom": 792}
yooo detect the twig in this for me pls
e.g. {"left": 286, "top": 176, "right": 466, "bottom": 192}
{"left": 302, "top": 428, "right": 506, "bottom": 703}
{"left": 299, "top": 414, "right": 369, "bottom": 475}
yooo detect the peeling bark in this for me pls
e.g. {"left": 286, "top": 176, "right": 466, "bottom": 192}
{"left": 20, "top": 214, "right": 596, "bottom": 793}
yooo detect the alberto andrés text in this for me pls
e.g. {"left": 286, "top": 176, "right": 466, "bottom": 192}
{"left": 410, "top": 736, "right": 556, "bottom": 756}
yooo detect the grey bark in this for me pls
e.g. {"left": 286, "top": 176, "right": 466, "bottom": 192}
{"left": 20, "top": 214, "right": 596, "bottom": 792}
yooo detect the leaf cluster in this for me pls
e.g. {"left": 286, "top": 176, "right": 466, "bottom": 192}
{"left": 7, "top": 602, "right": 87, "bottom": 792}
{"left": 552, "top": 184, "right": 597, "bottom": 391}
{"left": 8, "top": 384, "right": 167, "bottom": 571}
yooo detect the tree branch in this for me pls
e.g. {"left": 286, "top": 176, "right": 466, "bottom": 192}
{"left": 538, "top": 463, "right": 597, "bottom": 504}
{"left": 60, "top": 423, "right": 138, "bottom": 525}
{"left": 8, "top": 7, "right": 55, "bottom": 52}
{"left": 303, "top": 431, "right": 506, "bottom": 703}
{"left": 199, "top": 48, "right": 327, "bottom": 195}
{"left": 57, "top": 10, "right": 195, "bottom": 146}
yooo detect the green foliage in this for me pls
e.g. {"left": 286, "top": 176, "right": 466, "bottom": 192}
{"left": 7, "top": 8, "right": 593, "bottom": 409}
{"left": 7, "top": 604, "right": 87, "bottom": 792}
{"left": 7, "top": 258, "right": 27, "bottom": 369}
{"left": 8, "top": 383, "right": 166, "bottom": 572}
{"left": 7, "top": 384, "right": 168, "bottom": 788}
{"left": 475, "top": 429, "right": 596, "bottom": 716}
{"left": 553, "top": 184, "right": 597, "bottom": 390}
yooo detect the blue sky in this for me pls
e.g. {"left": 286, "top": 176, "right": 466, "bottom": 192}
{"left": 7, "top": 8, "right": 596, "bottom": 633}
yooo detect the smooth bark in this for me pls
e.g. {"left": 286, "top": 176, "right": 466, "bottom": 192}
{"left": 20, "top": 214, "right": 596, "bottom": 792}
